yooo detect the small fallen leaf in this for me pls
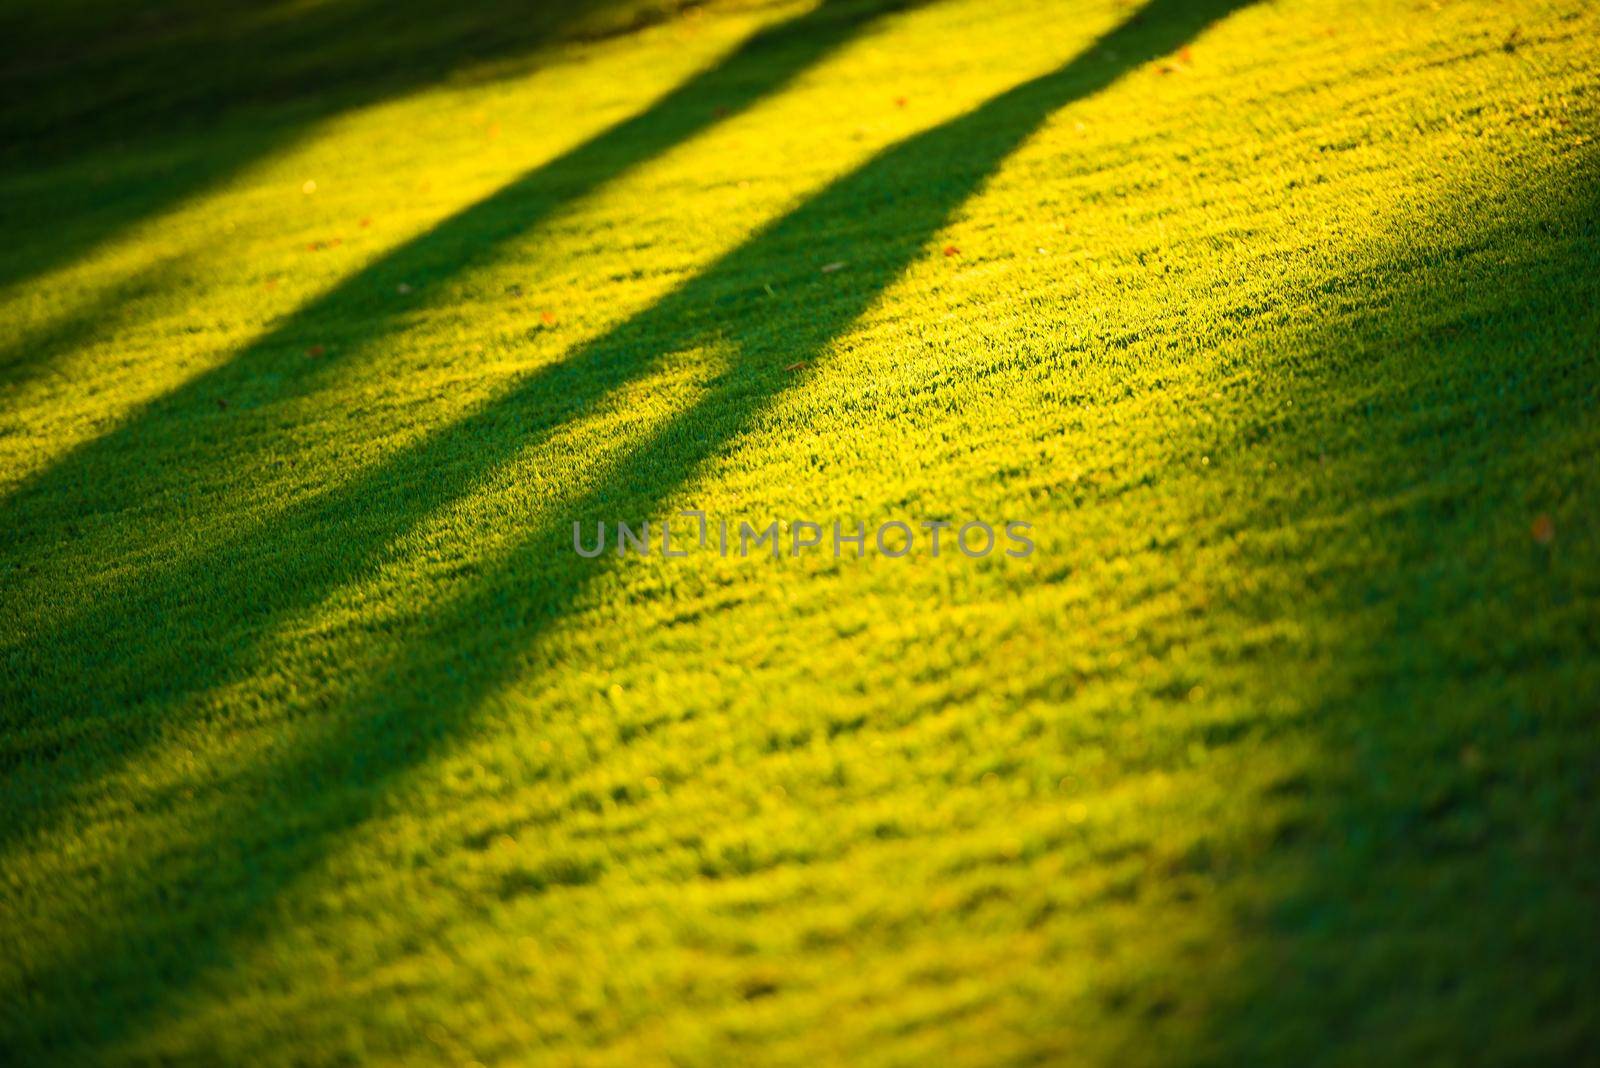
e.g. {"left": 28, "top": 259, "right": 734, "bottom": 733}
{"left": 1531, "top": 513, "right": 1555, "bottom": 545}
{"left": 305, "top": 345, "right": 325, "bottom": 359}
{"left": 895, "top": 96, "right": 908, "bottom": 108}
{"left": 541, "top": 310, "right": 557, "bottom": 325}
{"left": 359, "top": 217, "right": 373, "bottom": 228}
{"left": 943, "top": 244, "right": 960, "bottom": 257}
{"left": 820, "top": 261, "right": 846, "bottom": 273}
{"left": 263, "top": 278, "right": 279, "bottom": 290}
{"left": 784, "top": 361, "right": 807, "bottom": 372}
{"left": 1179, "top": 46, "right": 1194, "bottom": 64}
{"left": 307, "top": 241, "right": 323, "bottom": 252}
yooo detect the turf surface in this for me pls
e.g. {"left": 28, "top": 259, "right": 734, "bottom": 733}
{"left": 2, "top": 0, "right": 1598, "bottom": 1062}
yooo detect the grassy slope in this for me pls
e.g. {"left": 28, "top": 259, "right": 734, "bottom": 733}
{"left": 2, "top": 0, "right": 1598, "bottom": 1062}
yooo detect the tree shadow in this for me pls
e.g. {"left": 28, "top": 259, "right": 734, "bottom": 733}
{"left": 0, "top": 0, "right": 1258, "bottom": 1058}
{"left": 0, "top": 0, "right": 929, "bottom": 514}
{"left": 1179, "top": 163, "right": 1600, "bottom": 1060}
{"left": 0, "top": 0, "right": 920, "bottom": 389}
{"left": 0, "top": 255, "right": 194, "bottom": 398}
{"left": 2, "top": 0, "right": 681, "bottom": 156}
{"left": 1, "top": 0, "right": 919, "bottom": 702}
{"left": 0, "top": 0, "right": 921, "bottom": 870}
{"left": 0, "top": 0, "right": 705, "bottom": 298}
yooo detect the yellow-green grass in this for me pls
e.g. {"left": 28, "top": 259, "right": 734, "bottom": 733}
{"left": 2, "top": 0, "right": 1597, "bottom": 1062}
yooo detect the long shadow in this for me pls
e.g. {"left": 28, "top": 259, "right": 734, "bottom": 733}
{"left": 1181, "top": 167, "right": 1600, "bottom": 1058}
{"left": 0, "top": 0, "right": 914, "bottom": 529}
{"left": 0, "top": 0, "right": 910, "bottom": 972}
{"left": 0, "top": 0, "right": 705, "bottom": 298}
{"left": 0, "top": 0, "right": 926, "bottom": 902}
{"left": 0, "top": 0, "right": 928, "bottom": 888}
{"left": 3, "top": 0, "right": 915, "bottom": 725}
{"left": 0, "top": 1, "right": 1257, "bottom": 1058}
{"left": 1, "top": 0, "right": 671, "bottom": 162}
{"left": 0, "top": 255, "right": 191, "bottom": 395}
{"left": 0, "top": 0, "right": 913, "bottom": 398}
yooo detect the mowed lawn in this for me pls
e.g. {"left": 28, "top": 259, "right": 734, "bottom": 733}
{"left": 2, "top": 0, "right": 1598, "bottom": 1062}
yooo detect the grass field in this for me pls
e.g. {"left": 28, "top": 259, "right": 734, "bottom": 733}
{"left": 2, "top": 0, "right": 1598, "bottom": 1062}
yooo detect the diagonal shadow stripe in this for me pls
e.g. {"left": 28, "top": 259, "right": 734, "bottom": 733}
{"left": 0, "top": 0, "right": 920, "bottom": 513}
{"left": 1, "top": 1, "right": 1257, "bottom": 1059}
{"left": 0, "top": 0, "right": 735, "bottom": 300}
{"left": 1186, "top": 149, "right": 1600, "bottom": 1061}
{"left": 0, "top": 0, "right": 924, "bottom": 843}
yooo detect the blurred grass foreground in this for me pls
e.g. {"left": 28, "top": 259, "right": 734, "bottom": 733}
{"left": 1, "top": 0, "right": 1597, "bottom": 1063}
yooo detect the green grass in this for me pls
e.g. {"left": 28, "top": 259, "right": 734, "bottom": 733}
{"left": 2, "top": 0, "right": 1598, "bottom": 1062}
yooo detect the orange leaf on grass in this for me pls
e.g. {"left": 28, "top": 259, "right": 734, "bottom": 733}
{"left": 943, "top": 245, "right": 960, "bottom": 257}
{"left": 1531, "top": 514, "right": 1555, "bottom": 545}
{"left": 541, "top": 311, "right": 558, "bottom": 325}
